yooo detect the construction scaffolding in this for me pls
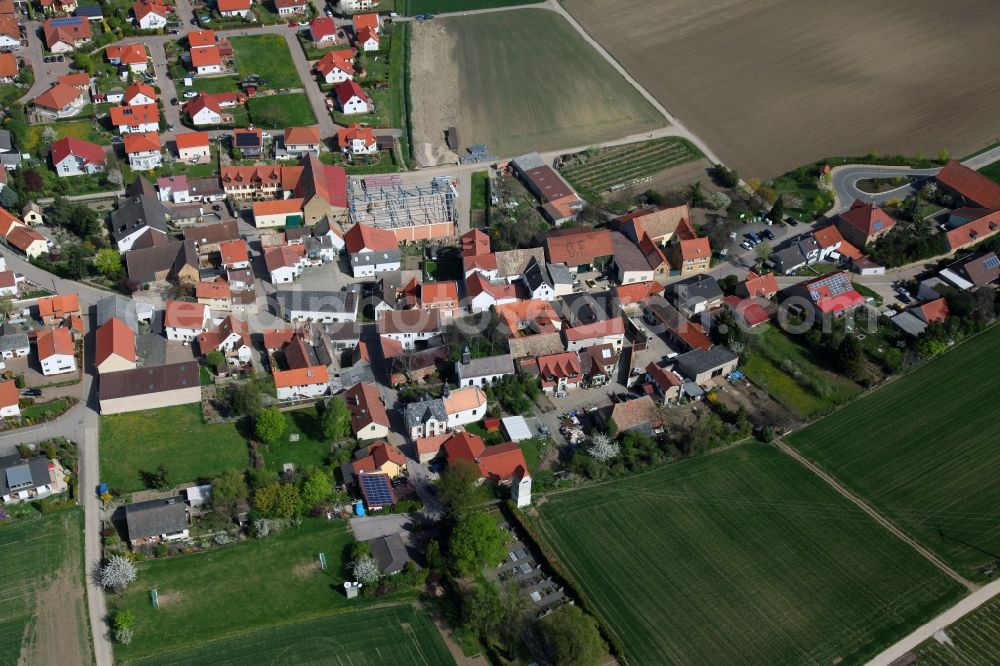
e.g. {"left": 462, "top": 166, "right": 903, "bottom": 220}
{"left": 347, "top": 175, "right": 459, "bottom": 231}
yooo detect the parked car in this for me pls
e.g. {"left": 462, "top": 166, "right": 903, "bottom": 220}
{"left": 21, "top": 388, "right": 42, "bottom": 398}
{"left": 167, "top": 123, "right": 175, "bottom": 131}
{"left": 56, "top": 55, "right": 64, "bottom": 62}
{"left": 170, "top": 97, "right": 178, "bottom": 106}
{"left": 762, "top": 229, "right": 775, "bottom": 240}
{"left": 183, "top": 91, "right": 198, "bottom": 98}
{"left": 740, "top": 241, "right": 753, "bottom": 251}
{"left": 786, "top": 217, "right": 799, "bottom": 226}
{"left": 414, "top": 14, "right": 426, "bottom": 20}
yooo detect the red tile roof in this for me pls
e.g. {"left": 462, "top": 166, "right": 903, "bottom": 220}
{"left": 723, "top": 295, "right": 770, "bottom": 328}
{"left": 461, "top": 229, "right": 491, "bottom": 257}
{"left": 310, "top": 17, "right": 338, "bottom": 41}
{"left": 254, "top": 198, "right": 303, "bottom": 217}
{"left": 544, "top": 227, "right": 613, "bottom": 266}
{"left": 355, "top": 26, "right": 378, "bottom": 45}
{"left": 477, "top": 441, "right": 528, "bottom": 482}
{"left": 344, "top": 222, "right": 398, "bottom": 253}
{"left": 352, "top": 12, "right": 379, "bottom": 32}
{"left": 34, "top": 82, "right": 84, "bottom": 111}
{"left": 175, "top": 131, "right": 210, "bottom": 150}
{"left": 263, "top": 327, "right": 296, "bottom": 350}
{"left": 217, "top": 0, "right": 250, "bottom": 11}
{"left": 537, "top": 351, "right": 581, "bottom": 379}
{"left": 37, "top": 293, "right": 80, "bottom": 319}
{"left": 315, "top": 48, "right": 357, "bottom": 78}
{"left": 36, "top": 326, "right": 73, "bottom": 359}
{"left": 936, "top": 160, "right": 1000, "bottom": 209}
{"left": 195, "top": 279, "right": 231, "bottom": 301}
{"left": 191, "top": 45, "right": 221, "bottom": 68}
{"left": 273, "top": 365, "right": 328, "bottom": 388}
{"left": 335, "top": 80, "right": 367, "bottom": 106}
{"left": 564, "top": 317, "right": 624, "bottom": 342}
{"left": 57, "top": 72, "right": 90, "bottom": 88}
{"left": 421, "top": 281, "right": 458, "bottom": 307}
{"left": 918, "top": 297, "right": 949, "bottom": 324}
{"left": 264, "top": 244, "right": 305, "bottom": 273}
{"left": 344, "top": 382, "right": 390, "bottom": 432}
{"left": 95, "top": 317, "right": 136, "bottom": 365}
{"left": 110, "top": 103, "right": 159, "bottom": 127}
{"left": 838, "top": 200, "right": 896, "bottom": 239}
{"left": 740, "top": 271, "right": 778, "bottom": 299}
{"left": 164, "top": 300, "right": 207, "bottom": 329}
{"left": 336, "top": 123, "right": 375, "bottom": 148}
{"left": 646, "top": 361, "right": 681, "bottom": 391}
{"left": 219, "top": 239, "right": 249, "bottom": 266}
{"left": 285, "top": 126, "right": 321, "bottom": 146}
{"left": 945, "top": 209, "right": 1000, "bottom": 250}
{"left": 108, "top": 43, "right": 148, "bottom": 66}
{"left": 6, "top": 226, "right": 46, "bottom": 253}
{"left": 123, "top": 81, "right": 156, "bottom": 104}
{"left": 444, "top": 430, "right": 486, "bottom": 462}
{"left": 464, "top": 271, "right": 517, "bottom": 301}
{"left": 812, "top": 225, "right": 843, "bottom": 249}
{"left": 50, "top": 137, "right": 106, "bottom": 168}
{"left": 0, "top": 380, "right": 17, "bottom": 409}
{"left": 613, "top": 281, "right": 664, "bottom": 306}
{"left": 188, "top": 29, "right": 216, "bottom": 48}
{"left": 677, "top": 236, "right": 711, "bottom": 262}
{"left": 132, "top": 0, "right": 166, "bottom": 20}
{"left": 0, "top": 53, "right": 18, "bottom": 78}
{"left": 123, "top": 131, "right": 160, "bottom": 154}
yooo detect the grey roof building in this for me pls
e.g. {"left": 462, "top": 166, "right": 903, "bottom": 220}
{"left": 96, "top": 295, "right": 138, "bottom": 332}
{"left": 547, "top": 262, "right": 573, "bottom": 288}
{"left": 276, "top": 290, "right": 359, "bottom": 320}
{"left": 403, "top": 398, "right": 446, "bottom": 429}
{"left": 523, "top": 256, "right": 552, "bottom": 292}
{"left": 675, "top": 346, "right": 739, "bottom": 382}
{"left": 456, "top": 353, "right": 514, "bottom": 386}
{"left": 351, "top": 249, "right": 402, "bottom": 270}
{"left": 110, "top": 195, "right": 172, "bottom": 246}
{"left": 0, "top": 332, "right": 29, "bottom": 354}
{"left": 494, "top": 247, "right": 545, "bottom": 279}
{"left": 124, "top": 497, "right": 188, "bottom": 543}
{"left": 670, "top": 274, "right": 724, "bottom": 315}
{"left": 0, "top": 130, "right": 12, "bottom": 153}
{"left": 368, "top": 532, "right": 413, "bottom": 574}
{"left": 561, "top": 290, "right": 616, "bottom": 325}
{"left": 772, "top": 245, "right": 808, "bottom": 274}
{"left": 0, "top": 455, "right": 53, "bottom": 500}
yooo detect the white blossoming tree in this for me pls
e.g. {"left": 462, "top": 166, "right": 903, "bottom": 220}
{"left": 351, "top": 555, "right": 381, "bottom": 584}
{"left": 100, "top": 555, "right": 137, "bottom": 593}
{"left": 587, "top": 433, "right": 620, "bottom": 463}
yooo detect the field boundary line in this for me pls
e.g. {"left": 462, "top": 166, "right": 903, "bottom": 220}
{"left": 774, "top": 440, "right": 976, "bottom": 592}
{"left": 866, "top": 577, "right": 1000, "bottom": 665}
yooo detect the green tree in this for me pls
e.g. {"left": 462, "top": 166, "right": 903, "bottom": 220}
{"left": 254, "top": 407, "right": 285, "bottom": 444}
{"left": 149, "top": 462, "right": 171, "bottom": 490}
{"left": 0, "top": 186, "right": 19, "bottom": 212}
{"left": 449, "top": 512, "right": 507, "bottom": 575}
{"left": 253, "top": 482, "right": 280, "bottom": 516}
{"left": 537, "top": 604, "right": 607, "bottom": 666}
{"left": 768, "top": 194, "right": 784, "bottom": 222}
{"left": 686, "top": 181, "right": 706, "bottom": 208}
{"left": 113, "top": 608, "right": 135, "bottom": 632}
{"left": 712, "top": 164, "right": 739, "bottom": 188}
{"left": 93, "top": 248, "right": 122, "bottom": 277}
{"left": 225, "top": 375, "right": 272, "bottom": 417}
{"left": 837, "top": 335, "right": 865, "bottom": 379}
{"left": 212, "top": 468, "right": 247, "bottom": 520}
{"left": 299, "top": 468, "right": 331, "bottom": 507}
{"left": 937, "top": 148, "right": 949, "bottom": 164}
{"left": 0, "top": 295, "right": 12, "bottom": 319}
{"left": 754, "top": 242, "right": 772, "bottom": 269}
{"left": 917, "top": 337, "right": 947, "bottom": 358}
{"left": 320, "top": 396, "right": 351, "bottom": 440}
{"left": 275, "top": 482, "right": 301, "bottom": 518}
{"left": 463, "top": 581, "right": 504, "bottom": 642}
{"left": 205, "top": 350, "right": 225, "bottom": 372}
{"left": 437, "top": 458, "right": 488, "bottom": 521}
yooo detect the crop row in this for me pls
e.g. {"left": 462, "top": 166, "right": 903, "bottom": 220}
{"left": 570, "top": 151, "right": 696, "bottom": 190}
{"left": 561, "top": 142, "right": 693, "bottom": 179}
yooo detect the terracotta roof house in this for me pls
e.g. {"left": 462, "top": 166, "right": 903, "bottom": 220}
{"left": 671, "top": 236, "right": 712, "bottom": 277}
{"left": 610, "top": 395, "right": 663, "bottom": 434}
{"left": 421, "top": 281, "right": 459, "bottom": 317}
{"left": 645, "top": 361, "right": 682, "bottom": 402}
{"left": 334, "top": 80, "right": 370, "bottom": 115}
{"left": 343, "top": 382, "right": 390, "bottom": 440}
{"left": 42, "top": 16, "right": 91, "bottom": 52}
{"left": 336, "top": 124, "right": 376, "bottom": 155}
{"left": 110, "top": 103, "right": 159, "bottom": 133}
{"left": 350, "top": 440, "right": 406, "bottom": 478}
{"left": 132, "top": 0, "right": 167, "bottom": 29}
{"left": 107, "top": 44, "right": 149, "bottom": 70}
{"left": 217, "top": 0, "right": 252, "bottom": 17}
{"left": 315, "top": 48, "right": 357, "bottom": 84}
{"left": 615, "top": 205, "right": 691, "bottom": 245}
{"left": 34, "top": 82, "right": 87, "bottom": 118}
{"left": 344, "top": 222, "right": 398, "bottom": 254}
{"left": 0, "top": 53, "right": 17, "bottom": 82}
{"left": 36, "top": 326, "right": 76, "bottom": 376}
{"left": 174, "top": 131, "right": 211, "bottom": 162}
{"left": 355, "top": 26, "right": 379, "bottom": 51}
{"left": 94, "top": 317, "right": 137, "bottom": 373}
{"left": 352, "top": 12, "right": 379, "bottom": 34}
{"left": 792, "top": 272, "right": 864, "bottom": 316}
{"left": 273, "top": 365, "right": 329, "bottom": 400}
{"left": 723, "top": 295, "right": 771, "bottom": 329}
{"left": 943, "top": 208, "right": 1000, "bottom": 252}
{"left": 190, "top": 45, "right": 222, "bottom": 74}
{"left": 188, "top": 29, "right": 217, "bottom": 48}
{"left": 197, "top": 314, "right": 251, "bottom": 362}
{"left": 57, "top": 72, "right": 90, "bottom": 89}
{"left": 37, "top": 293, "right": 81, "bottom": 325}
{"left": 6, "top": 226, "right": 49, "bottom": 259}
{"left": 736, "top": 271, "right": 778, "bottom": 299}
{"left": 537, "top": 351, "right": 581, "bottom": 393}
{"left": 274, "top": 0, "right": 308, "bottom": 15}
{"left": 50, "top": 137, "right": 106, "bottom": 177}
{"left": 612, "top": 281, "right": 664, "bottom": 309}
{"left": 123, "top": 131, "right": 162, "bottom": 171}
{"left": 544, "top": 227, "right": 613, "bottom": 271}
{"left": 835, "top": 200, "right": 897, "bottom": 248}
{"left": 310, "top": 17, "right": 343, "bottom": 45}
{"left": 461, "top": 229, "right": 491, "bottom": 257}
{"left": 283, "top": 126, "right": 322, "bottom": 157}
{"left": 936, "top": 160, "right": 1000, "bottom": 210}
{"left": 218, "top": 239, "right": 250, "bottom": 270}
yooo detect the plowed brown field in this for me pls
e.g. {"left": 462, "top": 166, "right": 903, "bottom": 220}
{"left": 565, "top": 0, "right": 1000, "bottom": 178}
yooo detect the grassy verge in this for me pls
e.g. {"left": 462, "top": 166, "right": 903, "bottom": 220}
{"left": 470, "top": 170, "right": 488, "bottom": 209}
{"left": 100, "top": 404, "right": 248, "bottom": 493}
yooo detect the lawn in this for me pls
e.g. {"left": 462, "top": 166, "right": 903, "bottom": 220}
{"left": 334, "top": 87, "right": 392, "bottom": 128}
{"left": 559, "top": 138, "right": 703, "bottom": 203}
{"left": 122, "top": 604, "right": 454, "bottom": 666}
{"left": 910, "top": 595, "right": 1000, "bottom": 664}
{"left": 230, "top": 34, "right": 302, "bottom": 90}
{"left": 24, "top": 119, "right": 113, "bottom": 151}
{"left": 258, "top": 407, "right": 332, "bottom": 472}
{"left": 389, "top": 21, "right": 411, "bottom": 161}
{"left": 979, "top": 161, "right": 1000, "bottom": 184}
{"left": 112, "top": 520, "right": 435, "bottom": 662}
{"left": 412, "top": 10, "right": 664, "bottom": 158}
{"left": 100, "top": 404, "right": 249, "bottom": 493}
{"left": 20, "top": 398, "right": 71, "bottom": 421}
{"left": 788, "top": 324, "right": 1000, "bottom": 580}
{"left": 535, "top": 443, "right": 965, "bottom": 665}
{"left": 121, "top": 145, "right": 219, "bottom": 183}
{"left": 0, "top": 510, "right": 92, "bottom": 666}
{"left": 248, "top": 93, "right": 317, "bottom": 128}
{"left": 742, "top": 325, "right": 862, "bottom": 419}
{"left": 404, "top": 0, "right": 542, "bottom": 13}
{"left": 189, "top": 76, "right": 241, "bottom": 95}
{"left": 470, "top": 170, "right": 488, "bottom": 209}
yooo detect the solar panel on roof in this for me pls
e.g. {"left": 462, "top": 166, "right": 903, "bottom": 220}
{"left": 983, "top": 256, "right": 1000, "bottom": 270}
{"left": 50, "top": 16, "right": 82, "bottom": 25}
{"left": 360, "top": 474, "right": 394, "bottom": 507}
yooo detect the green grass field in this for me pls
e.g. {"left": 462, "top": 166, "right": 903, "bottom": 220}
{"left": 404, "top": 0, "right": 542, "bottom": 13}
{"left": 429, "top": 10, "right": 664, "bottom": 157}
{"left": 123, "top": 604, "right": 454, "bottom": 665}
{"left": 230, "top": 35, "right": 302, "bottom": 89}
{"left": 24, "top": 120, "right": 113, "bottom": 151}
{"left": 470, "top": 171, "right": 488, "bottom": 209}
{"left": 259, "top": 408, "right": 332, "bottom": 472}
{"left": 980, "top": 161, "right": 1000, "bottom": 184}
{"left": 247, "top": 93, "right": 317, "bottom": 128}
{"left": 560, "top": 138, "right": 703, "bottom": 202}
{"left": 189, "top": 76, "right": 241, "bottom": 95}
{"left": 788, "top": 324, "right": 1000, "bottom": 580}
{"left": 743, "top": 325, "right": 862, "bottom": 419}
{"left": 100, "top": 404, "right": 248, "bottom": 493}
{"left": 113, "top": 520, "right": 430, "bottom": 662}
{"left": 0, "top": 510, "right": 92, "bottom": 666}
{"left": 911, "top": 595, "right": 1000, "bottom": 664}
{"left": 536, "top": 444, "right": 964, "bottom": 665}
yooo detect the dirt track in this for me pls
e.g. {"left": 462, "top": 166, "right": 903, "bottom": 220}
{"left": 565, "top": 0, "right": 1000, "bottom": 178}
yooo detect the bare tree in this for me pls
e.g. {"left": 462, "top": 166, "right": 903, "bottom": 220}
{"left": 115, "top": 627, "right": 133, "bottom": 646}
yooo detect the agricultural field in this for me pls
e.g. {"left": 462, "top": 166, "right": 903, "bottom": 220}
{"left": 742, "top": 325, "right": 862, "bottom": 420}
{"left": 122, "top": 604, "right": 454, "bottom": 665}
{"left": 230, "top": 35, "right": 302, "bottom": 90}
{"left": 559, "top": 137, "right": 703, "bottom": 202}
{"left": 403, "top": 0, "right": 540, "bottom": 14}
{"left": 788, "top": 324, "right": 1000, "bottom": 580}
{"left": 409, "top": 9, "right": 664, "bottom": 165}
{"left": 564, "top": 0, "right": 1000, "bottom": 178}
{"left": 111, "top": 520, "right": 428, "bottom": 662}
{"left": 100, "top": 404, "right": 249, "bottom": 493}
{"left": 535, "top": 443, "right": 965, "bottom": 665}
{"left": 0, "top": 510, "right": 92, "bottom": 666}
{"left": 910, "top": 596, "right": 1000, "bottom": 664}
{"left": 247, "top": 93, "right": 317, "bottom": 127}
